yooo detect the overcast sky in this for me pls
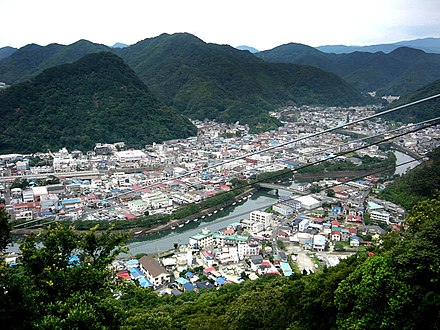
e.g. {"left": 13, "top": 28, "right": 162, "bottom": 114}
{"left": 1, "top": 0, "right": 439, "bottom": 50}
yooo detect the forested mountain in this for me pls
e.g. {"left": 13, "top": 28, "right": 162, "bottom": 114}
{"left": 257, "top": 43, "right": 440, "bottom": 96}
{"left": 318, "top": 37, "right": 440, "bottom": 54}
{"left": 0, "top": 33, "right": 367, "bottom": 131}
{"left": 116, "top": 33, "right": 366, "bottom": 129}
{"left": 0, "top": 40, "right": 109, "bottom": 84}
{"left": 382, "top": 78, "right": 440, "bottom": 123}
{"left": 379, "top": 147, "right": 440, "bottom": 210}
{"left": 0, "top": 52, "right": 196, "bottom": 153}
{"left": 0, "top": 46, "right": 16, "bottom": 60}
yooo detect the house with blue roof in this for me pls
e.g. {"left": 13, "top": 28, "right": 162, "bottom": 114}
{"left": 215, "top": 276, "right": 227, "bottom": 286}
{"left": 137, "top": 276, "right": 153, "bottom": 288}
{"left": 183, "top": 282, "right": 196, "bottom": 292}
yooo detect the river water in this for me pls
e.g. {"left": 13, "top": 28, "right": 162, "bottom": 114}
{"left": 393, "top": 150, "right": 420, "bottom": 176}
{"left": 124, "top": 190, "right": 287, "bottom": 256}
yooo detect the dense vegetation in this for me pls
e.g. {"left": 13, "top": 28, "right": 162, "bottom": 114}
{"left": 298, "top": 153, "right": 396, "bottom": 174}
{"left": 382, "top": 78, "right": 440, "bottom": 123}
{"left": 1, "top": 192, "right": 439, "bottom": 329}
{"left": 379, "top": 147, "right": 440, "bottom": 210}
{"left": 116, "top": 33, "right": 366, "bottom": 130}
{"left": 0, "top": 33, "right": 367, "bottom": 132}
{"left": 257, "top": 43, "right": 440, "bottom": 96}
{"left": 0, "top": 52, "right": 196, "bottom": 153}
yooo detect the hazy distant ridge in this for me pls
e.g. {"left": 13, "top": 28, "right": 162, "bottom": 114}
{"left": 317, "top": 37, "right": 440, "bottom": 54}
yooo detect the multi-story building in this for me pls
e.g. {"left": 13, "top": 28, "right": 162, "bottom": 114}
{"left": 249, "top": 210, "right": 273, "bottom": 229}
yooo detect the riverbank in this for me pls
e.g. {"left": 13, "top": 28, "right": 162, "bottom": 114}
{"left": 128, "top": 187, "right": 257, "bottom": 238}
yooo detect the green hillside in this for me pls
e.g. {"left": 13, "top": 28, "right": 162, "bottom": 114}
{"left": 117, "top": 33, "right": 367, "bottom": 130}
{"left": 0, "top": 52, "right": 196, "bottom": 153}
{"left": 257, "top": 44, "right": 440, "bottom": 96}
{"left": 0, "top": 33, "right": 367, "bottom": 132}
{"left": 379, "top": 147, "right": 440, "bottom": 210}
{"left": 383, "top": 78, "right": 440, "bottom": 123}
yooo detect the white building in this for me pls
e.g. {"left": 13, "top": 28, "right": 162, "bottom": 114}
{"left": 294, "top": 195, "right": 320, "bottom": 210}
{"left": 313, "top": 235, "right": 326, "bottom": 251}
{"left": 273, "top": 203, "right": 294, "bottom": 216}
{"left": 298, "top": 218, "right": 310, "bottom": 232}
{"left": 188, "top": 230, "right": 214, "bottom": 249}
{"left": 240, "top": 219, "right": 264, "bottom": 233}
{"left": 250, "top": 210, "right": 273, "bottom": 229}
{"left": 127, "top": 199, "right": 149, "bottom": 213}
{"left": 114, "top": 150, "right": 146, "bottom": 162}
{"left": 142, "top": 191, "right": 172, "bottom": 209}
{"left": 370, "top": 210, "right": 390, "bottom": 223}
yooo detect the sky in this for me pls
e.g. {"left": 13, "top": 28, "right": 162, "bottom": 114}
{"left": 1, "top": 0, "right": 439, "bottom": 50}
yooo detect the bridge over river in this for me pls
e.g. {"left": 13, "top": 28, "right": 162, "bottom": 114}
{"left": 256, "top": 182, "right": 307, "bottom": 195}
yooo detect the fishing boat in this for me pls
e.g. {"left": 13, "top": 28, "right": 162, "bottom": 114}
{"left": 208, "top": 213, "right": 212, "bottom": 216}
{"left": 193, "top": 218, "right": 198, "bottom": 222}
{"left": 171, "top": 226, "right": 176, "bottom": 230}
{"left": 134, "top": 230, "right": 142, "bottom": 235}
{"left": 213, "top": 210, "right": 218, "bottom": 214}
{"left": 232, "top": 202, "right": 236, "bottom": 205}
{"left": 178, "top": 224, "right": 184, "bottom": 228}
{"left": 202, "top": 215, "right": 206, "bottom": 218}
{"left": 185, "top": 220, "right": 190, "bottom": 224}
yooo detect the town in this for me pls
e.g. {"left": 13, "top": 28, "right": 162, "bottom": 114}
{"left": 1, "top": 105, "right": 439, "bottom": 294}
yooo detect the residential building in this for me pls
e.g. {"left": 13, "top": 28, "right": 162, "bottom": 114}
{"left": 250, "top": 210, "right": 272, "bottom": 229}
{"left": 139, "top": 256, "right": 171, "bottom": 287}
{"left": 370, "top": 210, "right": 390, "bottom": 223}
{"left": 273, "top": 203, "right": 294, "bottom": 216}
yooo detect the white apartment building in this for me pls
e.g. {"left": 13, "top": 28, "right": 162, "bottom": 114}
{"left": 249, "top": 210, "right": 273, "bottom": 229}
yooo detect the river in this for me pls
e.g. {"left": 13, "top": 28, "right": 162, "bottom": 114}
{"left": 394, "top": 150, "right": 420, "bottom": 176}
{"left": 123, "top": 190, "right": 287, "bottom": 256}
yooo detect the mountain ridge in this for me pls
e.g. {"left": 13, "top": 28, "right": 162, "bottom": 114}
{"left": 257, "top": 43, "right": 440, "bottom": 95}
{"left": 317, "top": 37, "right": 440, "bottom": 54}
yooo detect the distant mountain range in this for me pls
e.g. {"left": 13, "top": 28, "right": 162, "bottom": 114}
{"left": 317, "top": 37, "right": 440, "bottom": 54}
{"left": 0, "top": 33, "right": 366, "bottom": 133}
{"left": 257, "top": 43, "right": 440, "bottom": 96}
{"left": 236, "top": 45, "right": 259, "bottom": 53}
{"left": 112, "top": 42, "right": 128, "bottom": 48}
{"left": 0, "top": 52, "right": 196, "bottom": 153}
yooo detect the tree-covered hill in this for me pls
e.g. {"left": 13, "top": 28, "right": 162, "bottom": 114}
{"left": 383, "top": 78, "right": 440, "bottom": 124}
{"left": 116, "top": 33, "right": 367, "bottom": 130}
{"left": 0, "top": 33, "right": 367, "bottom": 132}
{"left": 379, "top": 147, "right": 440, "bottom": 210}
{"left": 0, "top": 52, "right": 196, "bottom": 153}
{"left": 257, "top": 43, "right": 440, "bottom": 96}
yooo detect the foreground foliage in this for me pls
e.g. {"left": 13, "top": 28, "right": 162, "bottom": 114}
{"left": 379, "top": 147, "right": 440, "bottom": 210}
{"left": 1, "top": 192, "right": 439, "bottom": 329}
